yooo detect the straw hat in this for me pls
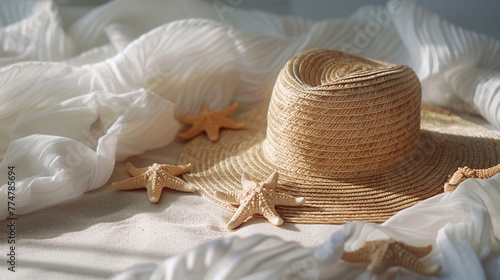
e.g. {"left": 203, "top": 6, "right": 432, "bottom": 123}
{"left": 179, "top": 49, "right": 500, "bottom": 223}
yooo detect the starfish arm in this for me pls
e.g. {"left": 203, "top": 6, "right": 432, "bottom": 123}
{"left": 204, "top": 120, "right": 221, "bottom": 142}
{"left": 393, "top": 243, "right": 441, "bottom": 276}
{"left": 215, "top": 190, "right": 239, "bottom": 204}
{"left": 218, "top": 118, "right": 245, "bottom": 130}
{"left": 163, "top": 175, "right": 195, "bottom": 193}
{"left": 219, "top": 102, "right": 239, "bottom": 117}
{"left": 162, "top": 163, "right": 192, "bottom": 176}
{"left": 401, "top": 243, "right": 433, "bottom": 258}
{"left": 112, "top": 175, "right": 147, "bottom": 190}
{"left": 264, "top": 171, "right": 279, "bottom": 186}
{"left": 396, "top": 254, "right": 441, "bottom": 276}
{"left": 232, "top": 190, "right": 245, "bottom": 202}
{"left": 341, "top": 247, "right": 373, "bottom": 263}
{"left": 475, "top": 163, "right": 500, "bottom": 179}
{"left": 273, "top": 192, "right": 305, "bottom": 206}
{"left": 176, "top": 114, "right": 199, "bottom": 125}
{"left": 342, "top": 240, "right": 384, "bottom": 263}
{"left": 368, "top": 242, "right": 393, "bottom": 274}
{"left": 226, "top": 200, "right": 254, "bottom": 230}
{"left": 260, "top": 198, "right": 284, "bottom": 226}
{"left": 241, "top": 172, "right": 254, "bottom": 188}
{"left": 178, "top": 121, "right": 206, "bottom": 140}
{"left": 126, "top": 162, "right": 150, "bottom": 177}
{"left": 145, "top": 180, "right": 164, "bottom": 203}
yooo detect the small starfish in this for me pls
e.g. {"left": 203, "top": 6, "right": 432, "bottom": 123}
{"left": 341, "top": 239, "right": 441, "bottom": 276}
{"left": 112, "top": 162, "right": 194, "bottom": 203}
{"left": 444, "top": 163, "right": 500, "bottom": 192}
{"left": 177, "top": 102, "right": 244, "bottom": 142}
{"left": 215, "top": 172, "right": 305, "bottom": 230}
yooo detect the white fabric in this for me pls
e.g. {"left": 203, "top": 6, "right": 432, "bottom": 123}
{"left": 0, "top": 0, "right": 499, "bottom": 279}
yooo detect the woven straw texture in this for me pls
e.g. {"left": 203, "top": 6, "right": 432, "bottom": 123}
{"left": 179, "top": 49, "right": 500, "bottom": 223}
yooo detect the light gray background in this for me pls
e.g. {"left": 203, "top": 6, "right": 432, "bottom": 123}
{"left": 62, "top": 0, "right": 500, "bottom": 40}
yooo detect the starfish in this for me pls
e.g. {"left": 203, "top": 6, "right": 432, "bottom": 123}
{"left": 112, "top": 162, "right": 194, "bottom": 203}
{"left": 177, "top": 102, "right": 244, "bottom": 142}
{"left": 215, "top": 172, "right": 305, "bottom": 230}
{"left": 444, "top": 163, "right": 500, "bottom": 192}
{"left": 341, "top": 239, "right": 441, "bottom": 276}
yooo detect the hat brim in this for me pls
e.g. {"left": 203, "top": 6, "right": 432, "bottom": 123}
{"left": 179, "top": 105, "right": 500, "bottom": 223}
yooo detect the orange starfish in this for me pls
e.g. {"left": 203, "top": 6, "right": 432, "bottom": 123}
{"left": 341, "top": 239, "right": 441, "bottom": 276}
{"left": 215, "top": 172, "right": 305, "bottom": 230}
{"left": 112, "top": 162, "right": 194, "bottom": 203}
{"left": 177, "top": 102, "right": 244, "bottom": 142}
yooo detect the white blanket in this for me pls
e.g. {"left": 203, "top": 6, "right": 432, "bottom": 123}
{"left": 0, "top": 0, "right": 499, "bottom": 279}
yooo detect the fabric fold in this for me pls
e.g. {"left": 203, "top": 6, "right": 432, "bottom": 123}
{"left": 0, "top": 0, "right": 75, "bottom": 66}
{"left": 0, "top": 89, "right": 178, "bottom": 219}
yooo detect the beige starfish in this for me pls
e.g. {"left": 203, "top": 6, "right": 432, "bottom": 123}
{"left": 177, "top": 102, "right": 244, "bottom": 142}
{"left": 112, "top": 162, "right": 194, "bottom": 203}
{"left": 341, "top": 239, "right": 441, "bottom": 276}
{"left": 215, "top": 172, "right": 305, "bottom": 230}
{"left": 444, "top": 163, "right": 500, "bottom": 192}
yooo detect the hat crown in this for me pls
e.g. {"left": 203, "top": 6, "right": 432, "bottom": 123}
{"left": 263, "top": 49, "right": 422, "bottom": 178}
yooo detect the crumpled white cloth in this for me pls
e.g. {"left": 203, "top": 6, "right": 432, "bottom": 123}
{"left": 0, "top": 0, "right": 500, "bottom": 278}
{"left": 110, "top": 174, "right": 500, "bottom": 280}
